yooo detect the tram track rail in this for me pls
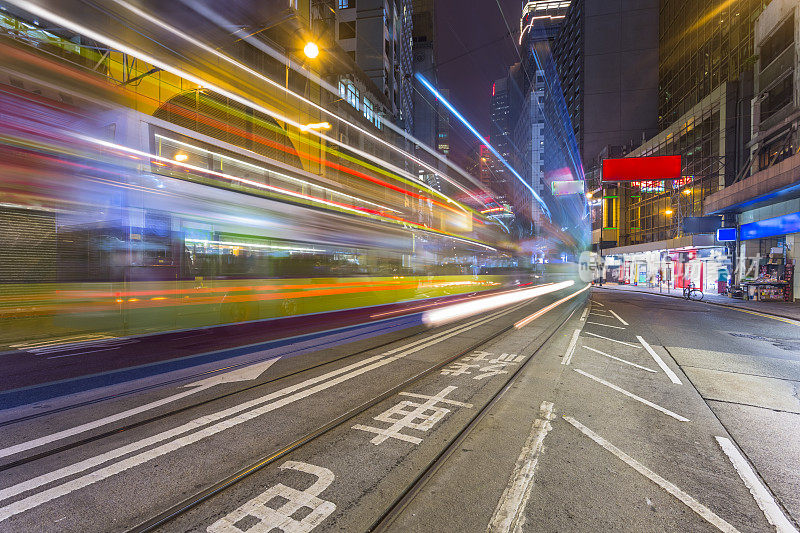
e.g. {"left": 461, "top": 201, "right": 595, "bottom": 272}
{"left": 124, "top": 290, "right": 587, "bottom": 533}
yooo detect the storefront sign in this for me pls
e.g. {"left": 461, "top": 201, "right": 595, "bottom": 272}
{"left": 716, "top": 228, "right": 736, "bottom": 241}
{"left": 602, "top": 155, "right": 681, "bottom": 182}
{"left": 740, "top": 212, "right": 800, "bottom": 240}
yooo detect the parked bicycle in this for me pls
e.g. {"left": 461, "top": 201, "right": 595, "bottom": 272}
{"left": 683, "top": 283, "right": 704, "bottom": 301}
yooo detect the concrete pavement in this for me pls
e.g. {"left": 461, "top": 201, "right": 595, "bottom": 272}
{"left": 0, "top": 287, "right": 797, "bottom": 532}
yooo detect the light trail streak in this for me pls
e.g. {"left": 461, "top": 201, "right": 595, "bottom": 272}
{"left": 415, "top": 73, "right": 552, "bottom": 219}
{"left": 154, "top": 134, "right": 401, "bottom": 214}
{"left": 4, "top": 0, "right": 475, "bottom": 220}
{"left": 104, "top": 0, "right": 483, "bottom": 212}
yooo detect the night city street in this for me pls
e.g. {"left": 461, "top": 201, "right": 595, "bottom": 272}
{"left": 1, "top": 1, "right": 799, "bottom": 532}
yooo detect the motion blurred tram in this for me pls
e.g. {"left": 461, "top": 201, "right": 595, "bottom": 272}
{"left": 0, "top": 80, "right": 531, "bottom": 351}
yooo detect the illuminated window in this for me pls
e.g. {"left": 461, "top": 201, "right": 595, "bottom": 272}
{"left": 338, "top": 0, "right": 350, "bottom": 8}
{"left": 363, "top": 97, "right": 374, "bottom": 123}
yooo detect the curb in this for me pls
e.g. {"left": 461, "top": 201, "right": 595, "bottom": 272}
{"left": 593, "top": 286, "right": 800, "bottom": 323}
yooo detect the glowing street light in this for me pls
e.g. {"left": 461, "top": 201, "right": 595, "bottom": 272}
{"left": 682, "top": 188, "right": 692, "bottom": 195}
{"left": 664, "top": 209, "right": 673, "bottom": 215}
{"left": 303, "top": 41, "right": 320, "bottom": 59}
{"left": 300, "top": 121, "right": 332, "bottom": 132}
{"left": 174, "top": 153, "right": 188, "bottom": 162}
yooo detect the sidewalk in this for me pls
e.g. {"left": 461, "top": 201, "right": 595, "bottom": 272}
{"left": 595, "top": 283, "right": 800, "bottom": 321}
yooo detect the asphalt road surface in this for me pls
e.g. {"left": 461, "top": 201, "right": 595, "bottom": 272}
{"left": 1, "top": 286, "right": 798, "bottom": 533}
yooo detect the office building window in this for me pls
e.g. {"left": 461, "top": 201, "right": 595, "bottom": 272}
{"left": 338, "top": 0, "right": 350, "bottom": 8}
{"left": 339, "top": 21, "right": 355, "bottom": 39}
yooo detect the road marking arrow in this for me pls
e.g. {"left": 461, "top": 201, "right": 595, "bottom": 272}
{"left": 0, "top": 358, "right": 280, "bottom": 460}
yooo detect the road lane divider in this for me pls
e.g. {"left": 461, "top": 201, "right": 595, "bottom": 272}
{"left": 487, "top": 401, "right": 555, "bottom": 533}
{"left": 513, "top": 284, "right": 590, "bottom": 329}
{"left": 584, "top": 332, "right": 641, "bottom": 348}
{"left": 573, "top": 369, "right": 689, "bottom": 422}
{"left": 563, "top": 416, "right": 739, "bottom": 533}
{"left": 0, "top": 300, "right": 533, "bottom": 522}
{"left": 423, "top": 281, "right": 576, "bottom": 327}
{"left": 608, "top": 310, "right": 628, "bottom": 325}
{"left": 581, "top": 346, "right": 656, "bottom": 373}
{"left": 715, "top": 437, "right": 799, "bottom": 533}
{"left": 0, "top": 359, "right": 282, "bottom": 461}
{"left": 561, "top": 330, "right": 581, "bottom": 366}
{"left": 636, "top": 336, "right": 682, "bottom": 385}
{"left": 585, "top": 321, "right": 626, "bottom": 330}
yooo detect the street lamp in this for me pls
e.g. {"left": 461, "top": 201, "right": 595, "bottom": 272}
{"left": 664, "top": 208, "right": 673, "bottom": 215}
{"left": 303, "top": 41, "right": 320, "bottom": 59}
{"left": 300, "top": 121, "right": 332, "bottom": 132}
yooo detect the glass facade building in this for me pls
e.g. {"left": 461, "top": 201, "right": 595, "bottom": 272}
{"left": 658, "top": 0, "right": 763, "bottom": 129}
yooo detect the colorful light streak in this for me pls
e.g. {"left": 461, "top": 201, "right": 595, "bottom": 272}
{"left": 415, "top": 73, "right": 552, "bottom": 219}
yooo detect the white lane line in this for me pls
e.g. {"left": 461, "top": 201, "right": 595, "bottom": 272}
{"left": 0, "top": 301, "right": 529, "bottom": 521}
{"left": 584, "top": 332, "right": 641, "bottom": 348}
{"left": 487, "top": 401, "right": 555, "bottom": 533}
{"left": 580, "top": 306, "right": 589, "bottom": 321}
{"left": 581, "top": 346, "right": 657, "bottom": 373}
{"left": 561, "top": 329, "right": 582, "bottom": 366}
{"left": 585, "top": 321, "right": 626, "bottom": 330}
{"left": 715, "top": 436, "right": 799, "bottom": 533}
{"left": 590, "top": 300, "right": 605, "bottom": 306}
{"left": 573, "top": 369, "right": 689, "bottom": 422}
{"left": 0, "top": 359, "right": 282, "bottom": 460}
{"left": 563, "top": 416, "right": 740, "bottom": 533}
{"left": 589, "top": 311, "right": 613, "bottom": 317}
{"left": 608, "top": 310, "right": 629, "bottom": 326}
{"left": 636, "top": 335, "right": 682, "bottom": 385}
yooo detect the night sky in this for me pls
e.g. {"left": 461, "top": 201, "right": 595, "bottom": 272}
{"left": 435, "top": 0, "right": 526, "bottom": 166}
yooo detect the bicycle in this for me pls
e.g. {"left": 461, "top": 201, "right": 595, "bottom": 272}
{"left": 683, "top": 283, "right": 704, "bottom": 301}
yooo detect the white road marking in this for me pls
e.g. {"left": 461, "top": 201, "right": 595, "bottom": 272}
{"left": 580, "top": 306, "right": 589, "bottom": 321}
{"left": 487, "top": 401, "right": 555, "bottom": 533}
{"left": 590, "top": 300, "right": 605, "bottom": 306}
{"left": 585, "top": 321, "right": 626, "bottom": 330}
{"left": 636, "top": 335, "right": 682, "bottom": 385}
{"left": 207, "top": 461, "right": 335, "bottom": 533}
{"left": 0, "top": 358, "right": 281, "bottom": 460}
{"left": 588, "top": 311, "right": 613, "bottom": 317}
{"left": 561, "top": 329, "right": 582, "bottom": 365}
{"left": 573, "top": 369, "right": 689, "bottom": 422}
{"left": 715, "top": 436, "right": 799, "bottom": 533}
{"left": 563, "top": 416, "right": 740, "bottom": 533}
{"left": 352, "top": 386, "right": 471, "bottom": 445}
{"left": 608, "top": 310, "right": 629, "bottom": 325}
{"left": 0, "top": 302, "right": 527, "bottom": 521}
{"left": 584, "top": 332, "right": 641, "bottom": 348}
{"left": 581, "top": 346, "right": 656, "bottom": 373}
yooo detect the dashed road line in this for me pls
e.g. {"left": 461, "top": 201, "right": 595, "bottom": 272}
{"left": 581, "top": 346, "right": 656, "bottom": 373}
{"left": 608, "top": 310, "right": 628, "bottom": 326}
{"left": 561, "top": 329, "right": 582, "bottom": 366}
{"left": 636, "top": 335, "right": 682, "bottom": 385}
{"left": 563, "top": 416, "right": 739, "bottom": 533}
{"left": 715, "top": 436, "right": 798, "bottom": 533}
{"left": 584, "top": 332, "right": 641, "bottom": 348}
{"left": 487, "top": 401, "right": 555, "bottom": 533}
{"left": 585, "top": 321, "right": 626, "bottom": 330}
{"left": 573, "top": 369, "right": 689, "bottom": 422}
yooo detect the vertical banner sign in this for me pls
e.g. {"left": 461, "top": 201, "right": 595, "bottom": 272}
{"left": 602, "top": 156, "right": 681, "bottom": 182}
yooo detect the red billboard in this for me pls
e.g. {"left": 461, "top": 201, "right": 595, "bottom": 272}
{"left": 602, "top": 155, "right": 681, "bottom": 182}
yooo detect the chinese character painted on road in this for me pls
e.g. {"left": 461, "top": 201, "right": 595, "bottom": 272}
{"left": 353, "top": 386, "right": 472, "bottom": 445}
{"left": 207, "top": 461, "right": 336, "bottom": 533}
{"left": 441, "top": 351, "right": 525, "bottom": 380}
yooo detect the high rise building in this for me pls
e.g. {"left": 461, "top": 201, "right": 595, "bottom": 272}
{"left": 659, "top": 0, "right": 763, "bottom": 129}
{"left": 411, "top": 0, "right": 437, "bottom": 148}
{"left": 548, "top": 0, "right": 660, "bottom": 170}
{"left": 489, "top": 77, "right": 513, "bottom": 203}
{"left": 334, "top": 0, "right": 414, "bottom": 131}
{"left": 513, "top": 0, "right": 571, "bottom": 230}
